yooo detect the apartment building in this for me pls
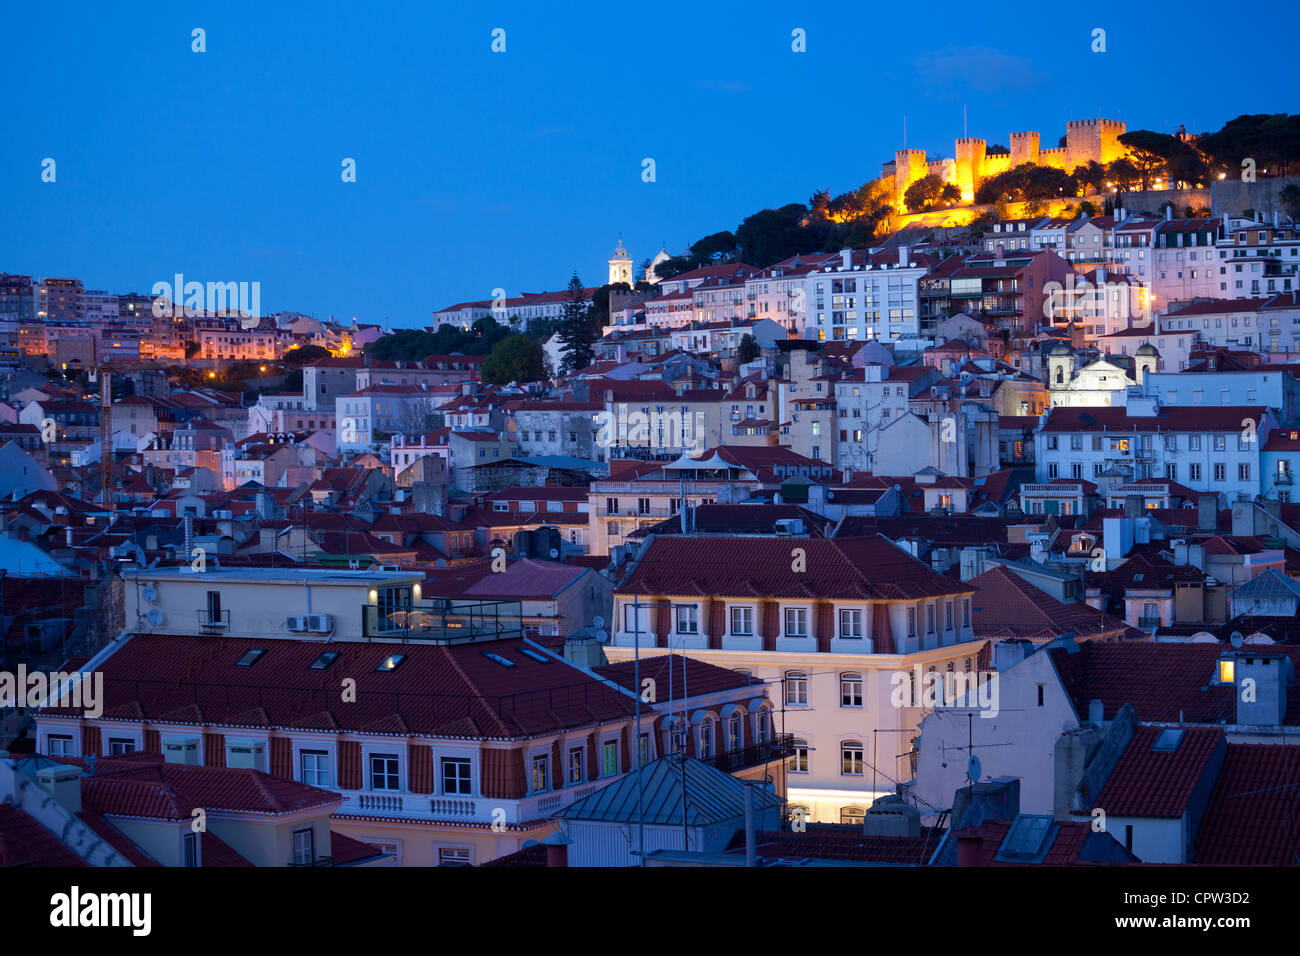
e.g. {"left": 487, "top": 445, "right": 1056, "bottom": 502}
{"left": 606, "top": 534, "right": 982, "bottom": 823}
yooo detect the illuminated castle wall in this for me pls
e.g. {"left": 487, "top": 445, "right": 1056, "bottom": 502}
{"left": 887, "top": 118, "right": 1129, "bottom": 205}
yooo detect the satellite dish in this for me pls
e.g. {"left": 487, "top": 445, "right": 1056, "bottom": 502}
{"left": 593, "top": 616, "right": 605, "bottom": 629}
{"left": 967, "top": 754, "right": 982, "bottom": 783}
{"left": 146, "top": 608, "right": 164, "bottom": 627}
{"left": 1230, "top": 631, "right": 1244, "bottom": 648}
{"left": 141, "top": 585, "right": 158, "bottom": 603}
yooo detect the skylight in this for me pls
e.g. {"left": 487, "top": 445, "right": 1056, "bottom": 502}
{"left": 517, "top": 648, "right": 550, "bottom": 664}
{"left": 235, "top": 649, "right": 265, "bottom": 666}
{"left": 997, "top": 815, "right": 1056, "bottom": 862}
{"left": 1152, "top": 728, "right": 1185, "bottom": 752}
{"left": 310, "top": 651, "right": 340, "bottom": 670}
{"left": 482, "top": 651, "right": 516, "bottom": 668}
{"left": 376, "top": 654, "right": 405, "bottom": 672}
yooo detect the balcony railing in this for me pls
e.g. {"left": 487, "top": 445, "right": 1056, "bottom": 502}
{"left": 1138, "top": 616, "right": 1161, "bottom": 628}
{"left": 288, "top": 856, "right": 335, "bottom": 867}
{"left": 703, "top": 734, "right": 796, "bottom": 773}
{"left": 361, "top": 598, "right": 524, "bottom": 643}
{"left": 197, "top": 609, "right": 230, "bottom": 630}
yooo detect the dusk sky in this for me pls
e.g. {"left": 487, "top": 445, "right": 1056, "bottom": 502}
{"left": 7, "top": 0, "right": 1298, "bottom": 327}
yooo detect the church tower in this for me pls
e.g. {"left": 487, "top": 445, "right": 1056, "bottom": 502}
{"left": 645, "top": 245, "right": 671, "bottom": 284}
{"left": 608, "top": 237, "right": 633, "bottom": 287}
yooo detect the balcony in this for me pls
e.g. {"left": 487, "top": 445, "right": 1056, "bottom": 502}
{"left": 703, "top": 734, "right": 796, "bottom": 773}
{"left": 197, "top": 609, "right": 230, "bottom": 631}
{"left": 288, "top": 856, "right": 335, "bottom": 867}
{"left": 361, "top": 598, "right": 524, "bottom": 643}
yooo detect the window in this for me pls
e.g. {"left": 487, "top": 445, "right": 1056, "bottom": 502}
{"left": 726, "top": 714, "right": 742, "bottom": 752}
{"left": 926, "top": 604, "right": 936, "bottom": 634}
{"left": 944, "top": 601, "right": 954, "bottom": 631}
{"left": 755, "top": 711, "right": 770, "bottom": 744}
{"left": 109, "top": 738, "right": 135, "bottom": 755}
{"left": 730, "top": 605, "right": 754, "bottom": 636}
{"left": 639, "top": 733, "right": 650, "bottom": 767}
{"left": 1214, "top": 463, "right": 1226, "bottom": 482}
{"left": 839, "top": 608, "right": 863, "bottom": 639}
{"left": 669, "top": 720, "right": 686, "bottom": 754}
{"left": 784, "top": 606, "right": 808, "bottom": 637}
{"left": 292, "top": 828, "right": 315, "bottom": 865}
{"left": 531, "top": 754, "right": 550, "bottom": 793}
{"left": 47, "top": 735, "right": 73, "bottom": 757}
{"left": 1190, "top": 463, "right": 1201, "bottom": 481}
{"left": 1239, "top": 463, "right": 1251, "bottom": 481}
{"left": 442, "top": 757, "right": 471, "bottom": 795}
{"left": 370, "top": 754, "right": 400, "bottom": 791}
{"left": 841, "top": 806, "right": 866, "bottom": 825}
{"left": 907, "top": 607, "right": 917, "bottom": 637}
{"left": 602, "top": 741, "right": 618, "bottom": 777}
{"left": 788, "top": 740, "right": 810, "bottom": 773}
{"left": 675, "top": 604, "right": 699, "bottom": 634}
{"left": 183, "top": 832, "right": 199, "bottom": 867}
{"left": 300, "top": 750, "right": 330, "bottom": 787}
{"left": 568, "top": 747, "right": 585, "bottom": 784}
{"left": 841, "top": 741, "right": 864, "bottom": 776}
{"left": 785, "top": 671, "right": 809, "bottom": 705}
{"left": 840, "top": 673, "right": 863, "bottom": 707}
{"left": 698, "top": 720, "right": 715, "bottom": 759}
{"left": 962, "top": 600, "right": 971, "bottom": 627}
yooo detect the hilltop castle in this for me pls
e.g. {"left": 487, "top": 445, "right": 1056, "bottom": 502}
{"left": 885, "top": 118, "right": 1130, "bottom": 206}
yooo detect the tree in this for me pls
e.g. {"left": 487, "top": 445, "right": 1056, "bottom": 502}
{"left": 557, "top": 273, "right": 596, "bottom": 374}
{"left": 904, "top": 174, "right": 945, "bottom": 212}
{"left": 283, "top": 344, "right": 330, "bottom": 366}
{"left": 1280, "top": 184, "right": 1300, "bottom": 221}
{"left": 482, "top": 334, "right": 545, "bottom": 385}
{"left": 735, "top": 204, "right": 809, "bottom": 267}
{"left": 737, "top": 334, "right": 759, "bottom": 364}
{"left": 1070, "top": 161, "right": 1107, "bottom": 196}
{"left": 690, "top": 231, "right": 737, "bottom": 262}
{"left": 939, "top": 183, "right": 962, "bottom": 204}
{"left": 1079, "top": 200, "right": 1096, "bottom": 218}
{"left": 1118, "top": 130, "right": 1188, "bottom": 190}
{"left": 1106, "top": 158, "right": 1140, "bottom": 191}
{"left": 1198, "top": 114, "right": 1300, "bottom": 178}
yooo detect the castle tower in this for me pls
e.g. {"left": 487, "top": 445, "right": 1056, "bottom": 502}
{"left": 1010, "top": 131, "right": 1040, "bottom": 167}
{"left": 608, "top": 237, "right": 633, "bottom": 287}
{"left": 953, "top": 139, "right": 986, "bottom": 204}
{"left": 1066, "top": 119, "right": 1127, "bottom": 171}
{"left": 894, "top": 149, "right": 928, "bottom": 206}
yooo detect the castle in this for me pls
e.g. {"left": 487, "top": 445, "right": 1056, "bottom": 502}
{"left": 885, "top": 118, "right": 1130, "bottom": 206}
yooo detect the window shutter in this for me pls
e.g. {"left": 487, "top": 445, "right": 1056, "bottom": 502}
{"left": 82, "top": 724, "right": 101, "bottom": 757}
{"left": 337, "top": 740, "right": 361, "bottom": 789}
{"left": 408, "top": 743, "right": 434, "bottom": 794}
{"left": 708, "top": 599, "right": 725, "bottom": 649}
{"left": 270, "top": 736, "right": 293, "bottom": 779}
{"left": 144, "top": 728, "right": 160, "bottom": 753}
{"left": 203, "top": 732, "right": 225, "bottom": 768}
{"left": 761, "top": 601, "right": 779, "bottom": 651}
{"left": 551, "top": 739, "right": 563, "bottom": 790}
{"left": 586, "top": 733, "right": 598, "bottom": 781}
{"left": 816, "top": 602, "right": 834, "bottom": 653}
{"left": 620, "top": 727, "right": 630, "bottom": 772}
{"left": 482, "top": 748, "right": 526, "bottom": 800}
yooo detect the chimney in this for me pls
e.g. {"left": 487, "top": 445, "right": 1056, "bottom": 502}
{"left": 993, "top": 639, "right": 1030, "bottom": 670}
{"left": 1235, "top": 653, "right": 1294, "bottom": 726}
{"left": 841, "top": 248, "right": 853, "bottom": 270}
{"left": 542, "top": 831, "right": 570, "bottom": 867}
{"left": 1124, "top": 494, "right": 1142, "bottom": 517}
{"left": 956, "top": 831, "right": 984, "bottom": 866}
{"left": 36, "top": 764, "right": 83, "bottom": 813}
{"left": 1197, "top": 495, "right": 1218, "bottom": 532}
{"left": 1088, "top": 698, "right": 1104, "bottom": 725}
{"left": 1165, "top": 205, "right": 1173, "bottom": 221}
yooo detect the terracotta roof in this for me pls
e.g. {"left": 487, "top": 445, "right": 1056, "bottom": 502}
{"left": 1086, "top": 726, "right": 1225, "bottom": 818}
{"left": 49, "top": 634, "right": 637, "bottom": 738}
{"left": 1195, "top": 744, "right": 1300, "bottom": 865}
{"left": 969, "top": 567, "right": 1136, "bottom": 642}
{"left": 620, "top": 534, "right": 975, "bottom": 601}
{"left": 0, "top": 802, "right": 87, "bottom": 867}
{"left": 595, "top": 654, "right": 764, "bottom": 701}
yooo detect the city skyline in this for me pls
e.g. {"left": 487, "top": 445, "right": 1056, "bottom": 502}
{"left": 6, "top": 0, "right": 1298, "bottom": 325}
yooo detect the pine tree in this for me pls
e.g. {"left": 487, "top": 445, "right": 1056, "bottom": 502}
{"left": 557, "top": 273, "right": 595, "bottom": 374}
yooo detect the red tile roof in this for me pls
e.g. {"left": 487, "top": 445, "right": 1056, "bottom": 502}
{"left": 969, "top": 567, "right": 1136, "bottom": 642}
{"left": 0, "top": 802, "right": 87, "bottom": 867}
{"left": 50, "top": 634, "right": 637, "bottom": 738}
{"left": 620, "top": 534, "right": 975, "bottom": 601}
{"left": 1086, "top": 726, "right": 1224, "bottom": 818}
{"left": 1195, "top": 744, "right": 1300, "bottom": 865}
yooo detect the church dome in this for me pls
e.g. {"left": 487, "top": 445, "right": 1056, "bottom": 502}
{"left": 1136, "top": 342, "right": 1159, "bottom": 356}
{"left": 1049, "top": 341, "right": 1071, "bottom": 356}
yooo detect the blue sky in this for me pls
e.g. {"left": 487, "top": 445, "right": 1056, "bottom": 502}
{"left": 5, "top": 0, "right": 1297, "bottom": 327}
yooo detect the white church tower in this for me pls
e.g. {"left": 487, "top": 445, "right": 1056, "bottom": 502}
{"left": 608, "top": 237, "right": 633, "bottom": 287}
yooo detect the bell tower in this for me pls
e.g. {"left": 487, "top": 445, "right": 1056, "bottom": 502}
{"left": 608, "top": 237, "right": 633, "bottom": 287}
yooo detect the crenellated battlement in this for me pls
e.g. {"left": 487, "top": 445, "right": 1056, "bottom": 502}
{"left": 886, "top": 116, "right": 1132, "bottom": 208}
